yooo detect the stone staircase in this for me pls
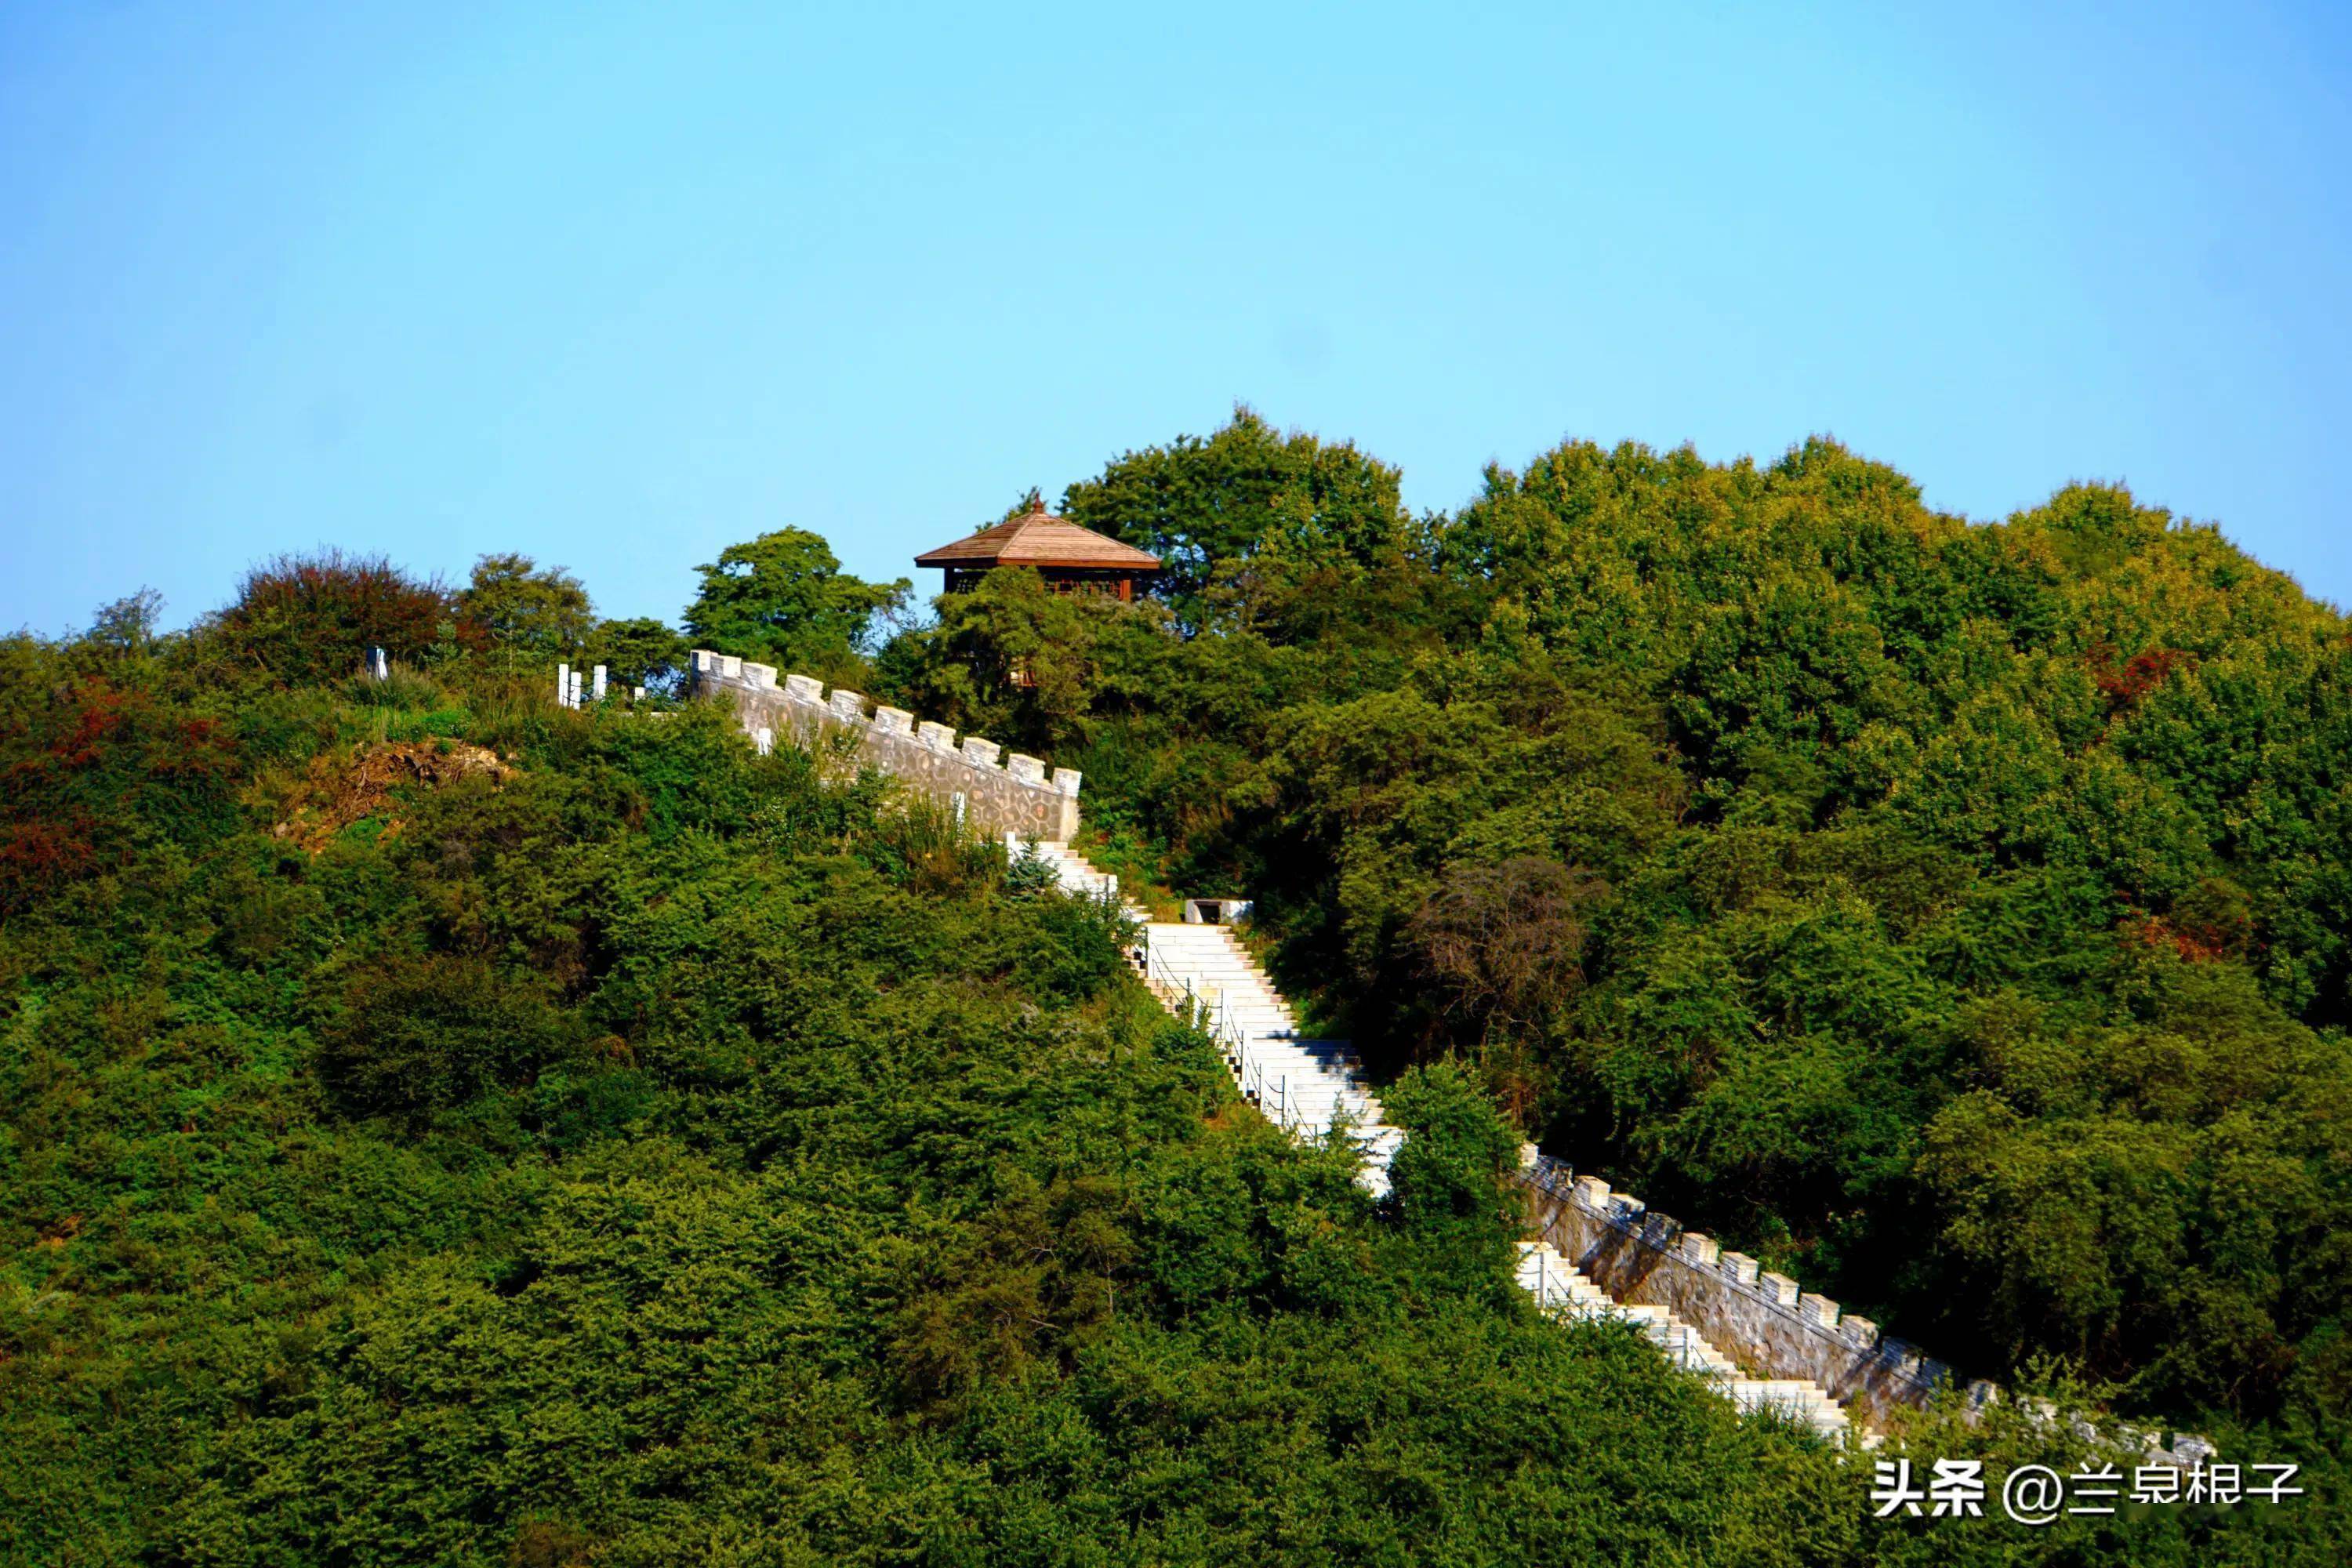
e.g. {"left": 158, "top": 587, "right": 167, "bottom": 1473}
{"left": 1026, "top": 840, "right": 1405, "bottom": 1196}
{"left": 1515, "top": 1239, "right": 1853, "bottom": 1440}
{"left": 1025, "top": 836, "right": 1856, "bottom": 1439}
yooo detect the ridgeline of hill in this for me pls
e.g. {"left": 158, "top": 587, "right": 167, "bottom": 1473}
{"left": 3, "top": 412, "right": 2347, "bottom": 1563}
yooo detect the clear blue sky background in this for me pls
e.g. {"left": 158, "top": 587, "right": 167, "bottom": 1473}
{"left": 4, "top": 2, "right": 2347, "bottom": 635}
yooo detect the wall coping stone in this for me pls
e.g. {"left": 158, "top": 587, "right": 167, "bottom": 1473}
{"left": 686, "top": 652, "right": 1080, "bottom": 842}
{"left": 1513, "top": 1152, "right": 2216, "bottom": 1462}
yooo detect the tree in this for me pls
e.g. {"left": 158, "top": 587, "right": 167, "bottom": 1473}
{"left": 877, "top": 566, "right": 1163, "bottom": 753}
{"left": 1061, "top": 405, "right": 1414, "bottom": 633}
{"left": 1380, "top": 1062, "right": 1525, "bottom": 1287}
{"left": 683, "top": 528, "right": 908, "bottom": 676}
{"left": 456, "top": 553, "right": 595, "bottom": 663}
{"left": 1402, "top": 855, "right": 1608, "bottom": 1055}
{"left": 84, "top": 587, "right": 164, "bottom": 655}
{"left": 584, "top": 616, "right": 690, "bottom": 693}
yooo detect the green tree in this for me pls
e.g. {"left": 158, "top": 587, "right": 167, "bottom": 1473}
{"left": 683, "top": 527, "right": 908, "bottom": 676}
{"left": 456, "top": 552, "right": 596, "bottom": 662}
{"left": 584, "top": 615, "right": 689, "bottom": 692}
{"left": 877, "top": 565, "right": 1171, "bottom": 753}
{"left": 1381, "top": 1060, "right": 1526, "bottom": 1287}
{"left": 1061, "top": 404, "right": 1415, "bottom": 632}
{"left": 84, "top": 586, "right": 165, "bottom": 655}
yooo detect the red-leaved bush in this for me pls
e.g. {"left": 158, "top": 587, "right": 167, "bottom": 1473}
{"left": 209, "top": 549, "right": 449, "bottom": 684}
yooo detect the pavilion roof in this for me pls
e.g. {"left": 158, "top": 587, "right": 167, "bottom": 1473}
{"left": 914, "top": 504, "right": 1161, "bottom": 571}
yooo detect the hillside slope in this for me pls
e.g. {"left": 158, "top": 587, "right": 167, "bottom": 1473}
{"left": 0, "top": 655, "right": 1869, "bottom": 1564}
{"left": 7, "top": 420, "right": 2350, "bottom": 1559}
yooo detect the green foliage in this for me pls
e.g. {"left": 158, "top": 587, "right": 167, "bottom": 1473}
{"left": 876, "top": 564, "right": 1176, "bottom": 755}
{"left": 1381, "top": 1061, "right": 1526, "bottom": 1284}
{"left": 82, "top": 586, "right": 165, "bottom": 655}
{"left": 882, "top": 426, "right": 2352, "bottom": 1500}
{"left": 684, "top": 527, "right": 909, "bottom": 677}
{"left": 1062, "top": 404, "right": 1420, "bottom": 631}
{"left": 318, "top": 953, "right": 583, "bottom": 1121}
{"left": 456, "top": 551, "right": 597, "bottom": 662}
{"left": 584, "top": 614, "right": 690, "bottom": 692}
{"left": 10, "top": 418, "right": 2352, "bottom": 1561}
{"left": 0, "top": 630, "right": 1928, "bottom": 1566}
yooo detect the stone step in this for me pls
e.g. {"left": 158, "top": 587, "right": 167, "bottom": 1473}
{"left": 1510, "top": 1243, "right": 1853, "bottom": 1440}
{"left": 1164, "top": 967, "right": 1279, "bottom": 987}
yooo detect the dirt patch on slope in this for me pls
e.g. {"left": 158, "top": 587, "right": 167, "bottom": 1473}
{"left": 270, "top": 740, "right": 515, "bottom": 853}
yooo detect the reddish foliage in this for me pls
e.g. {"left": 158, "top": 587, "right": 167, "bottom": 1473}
{"left": 2122, "top": 913, "right": 2230, "bottom": 964}
{"left": 0, "top": 812, "right": 100, "bottom": 913}
{"left": 0, "top": 681, "right": 245, "bottom": 914}
{"left": 212, "top": 548, "right": 450, "bottom": 684}
{"left": 2087, "top": 643, "right": 2192, "bottom": 713}
{"left": 148, "top": 717, "right": 240, "bottom": 783}
{"left": 47, "top": 679, "right": 135, "bottom": 768}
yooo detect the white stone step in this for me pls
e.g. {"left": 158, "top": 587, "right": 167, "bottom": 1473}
{"left": 1512, "top": 1240, "right": 1853, "bottom": 1440}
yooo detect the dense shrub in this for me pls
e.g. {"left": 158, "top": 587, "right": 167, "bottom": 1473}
{"left": 318, "top": 953, "right": 581, "bottom": 1120}
{"left": 205, "top": 547, "right": 449, "bottom": 684}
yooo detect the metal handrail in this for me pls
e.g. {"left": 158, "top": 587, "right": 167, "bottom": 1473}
{"left": 1140, "top": 927, "right": 1296, "bottom": 1126}
{"left": 1136, "top": 928, "right": 1377, "bottom": 1148}
{"left": 1143, "top": 934, "right": 1241, "bottom": 1052}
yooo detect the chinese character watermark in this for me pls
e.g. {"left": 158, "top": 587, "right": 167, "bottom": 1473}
{"left": 1871, "top": 1458, "right": 2300, "bottom": 1523}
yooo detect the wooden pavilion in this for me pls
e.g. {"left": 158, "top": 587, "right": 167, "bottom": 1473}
{"left": 914, "top": 500, "right": 1160, "bottom": 601}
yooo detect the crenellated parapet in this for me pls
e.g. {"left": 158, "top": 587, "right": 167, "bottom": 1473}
{"left": 689, "top": 651, "right": 1081, "bottom": 841}
{"left": 1516, "top": 1154, "right": 1936, "bottom": 1426}
{"left": 1518, "top": 1152, "right": 2212, "bottom": 1460}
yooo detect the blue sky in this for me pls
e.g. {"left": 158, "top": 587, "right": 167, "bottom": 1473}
{"left": 3, "top": 2, "right": 2347, "bottom": 634}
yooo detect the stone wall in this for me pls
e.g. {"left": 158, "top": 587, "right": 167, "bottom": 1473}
{"left": 1522, "top": 1152, "right": 2218, "bottom": 1459}
{"left": 1519, "top": 1155, "right": 1955, "bottom": 1431}
{"left": 689, "top": 651, "right": 1082, "bottom": 843}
